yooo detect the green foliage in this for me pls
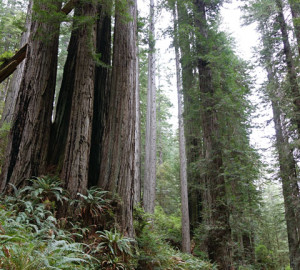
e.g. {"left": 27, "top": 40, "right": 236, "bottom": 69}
{"left": 255, "top": 244, "right": 276, "bottom": 270}
{"left": 154, "top": 205, "right": 181, "bottom": 247}
{"left": 74, "top": 187, "right": 111, "bottom": 226}
{"left": 134, "top": 206, "right": 214, "bottom": 270}
{"left": 0, "top": 181, "right": 96, "bottom": 269}
{"left": 0, "top": 2, "right": 26, "bottom": 55}
{"left": 96, "top": 229, "right": 136, "bottom": 269}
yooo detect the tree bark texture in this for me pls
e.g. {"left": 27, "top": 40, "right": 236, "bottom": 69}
{"left": 60, "top": 1, "right": 97, "bottom": 199}
{"left": 88, "top": 3, "right": 112, "bottom": 187}
{"left": 48, "top": 8, "right": 80, "bottom": 169}
{"left": 143, "top": 0, "right": 157, "bottom": 215}
{"left": 173, "top": 5, "right": 191, "bottom": 254}
{"left": 0, "top": 0, "right": 61, "bottom": 191}
{"left": 194, "top": 0, "right": 232, "bottom": 268}
{"left": 276, "top": 0, "right": 300, "bottom": 137}
{"left": 98, "top": 0, "right": 137, "bottom": 237}
{"left": 0, "top": 0, "right": 32, "bottom": 125}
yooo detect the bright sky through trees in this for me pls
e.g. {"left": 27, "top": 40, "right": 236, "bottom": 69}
{"left": 137, "top": 0, "right": 274, "bottom": 161}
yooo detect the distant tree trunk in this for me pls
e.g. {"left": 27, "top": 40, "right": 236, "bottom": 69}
{"left": 268, "top": 70, "right": 300, "bottom": 270}
{"left": 88, "top": 3, "right": 112, "bottom": 187}
{"left": 173, "top": 5, "right": 191, "bottom": 254}
{"left": 194, "top": 0, "right": 232, "bottom": 267}
{"left": 143, "top": 0, "right": 157, "bottom": 215}
{"left": 134, "top": 43, "right": 141, "bottom": 205}
{"left": 288, "top": 0, "right": 300, "bottom": 54}
{"left": 177, "top": 1, "right": 203, "bottom": 235}
{"left": 0, "top": 0, "right": 62, "bottom": 191}
{"left": 0, "top": 0, "right": 32, "bottom": 126}
{"left": 98, "top": 0, "right": 137, "bottom": 236}
{"left": 60, "top": 1, "right": 97, "bottom": 198}
{"left": 275, "top": 0, "right": 300, "bottom": 136}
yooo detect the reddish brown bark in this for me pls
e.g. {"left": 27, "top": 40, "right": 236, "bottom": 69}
{"left": 98, "top": 0, "right": 137, "bottom": 236}
{"left": 60, "top": 2, "right": 97, "bottom": 198}
{"left": 0, "top": 0, "right": 62, "bottom": 191}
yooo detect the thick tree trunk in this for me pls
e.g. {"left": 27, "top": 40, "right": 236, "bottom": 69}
{"left": 0, "top": 0, "right": 32, "bottom": 125}
{"left": 48, "top": 9, "right": 80, "bottom": 169}
{"left": 173, "top": 5, "right": 191, "bottom": 254}
{"left": 143, "top": 0, "right": 157, "bottom": 215}
{"left": 194, "top": 0, "right": 232, "bottom": 268}
{"left": 98, "top": 0, "right": 137, "bottom": 236}
{"left": 60, "top": 2, "right": 97, "bottom": 199}
{"left": 0, "top": 0, "right": 62, "bottom": 191}
{"left": 88, "top": 3, "right": 112, "bottom": 187}
{"left": 275, "top": 0, "right": 300, "bottom": 136}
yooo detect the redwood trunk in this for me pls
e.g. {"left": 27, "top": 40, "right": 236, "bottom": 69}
{"left": 60, "top": 2, "right": 97, "bottom": 198}
{"left": 0, "top": 0, "right": 61, "bottom": 191}
{"left": 98, "top": 0, "right": 137, "bottom": 236}
{"left": 48, "top": 9, "right": 80, "bottom": 169}
{"left": 88, "top": 3, "right": 112, "bottom": 187}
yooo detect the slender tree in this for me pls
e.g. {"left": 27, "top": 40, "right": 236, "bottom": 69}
{"left": 173, "top": 4, "right": 191, "bottom": 253}
{"left": 275, "top": 0, "right": 300, "bottom": 136}
{"left": 143, "top": 0, "right": 157, "bottom": 214}
{"left": 176, "top": 0, "right": 203, "bottom": 234}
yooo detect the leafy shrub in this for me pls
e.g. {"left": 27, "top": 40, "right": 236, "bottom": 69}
{"left": 255, "top": 244, "right": 276, "bottom": 270}
{"left": 154, "top": 205, "right": 181, "bottom": 248}
{"left": 134, "top": 206, "right": 214, "bottom": 270}
{"left": 0, "top": 194, "right": 96, "bottom": 269}
{"left": 74, "top": 187, "right": 112, "bottom": 227}
{"left": 95, "top": 229, "right": 136, "bottom": 269}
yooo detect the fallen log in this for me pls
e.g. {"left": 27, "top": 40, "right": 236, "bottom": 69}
{"left": 0, "top": 44, "right": 27, "bottom": 83}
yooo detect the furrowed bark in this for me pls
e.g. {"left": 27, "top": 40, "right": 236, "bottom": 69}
{"left": 88, "top": 3, "right": 112, "bottom": 187}
{"left": 98, "top": 0, "right": 137, "bottom": 236}
{"left": 0, "top": 0, "right": 62, "bottom": 191}
{"left": 61, "top": 1, "right": 97, "bottom": 198}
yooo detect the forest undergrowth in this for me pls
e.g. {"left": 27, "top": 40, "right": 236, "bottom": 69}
{"left": 0, "top": 176, "right": 215, "bottom": 270}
